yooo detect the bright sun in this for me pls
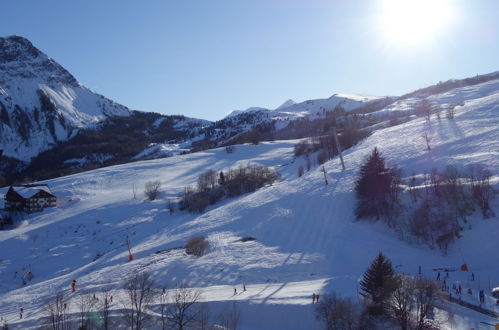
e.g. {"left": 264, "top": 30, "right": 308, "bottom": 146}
{"left": 380, "top": 0, "right": 453, "bottom": 46}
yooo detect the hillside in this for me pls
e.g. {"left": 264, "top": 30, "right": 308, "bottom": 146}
{"left": 0, "top": 77, "right": 498, "bottom": 328}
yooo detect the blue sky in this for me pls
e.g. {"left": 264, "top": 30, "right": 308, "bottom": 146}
{"left": 1, "top": 0, "right": 498, "bottom": 120}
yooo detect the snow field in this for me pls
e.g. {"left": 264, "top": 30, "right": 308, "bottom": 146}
{"left": 1, "top": 78, "right": 499, "bottom": 328}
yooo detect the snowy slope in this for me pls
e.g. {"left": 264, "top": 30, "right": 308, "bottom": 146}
{"left": 0, "top": 36, "right": 130, "bottom": 161}
{"left": 0, "top": 83, "right": 498, "bottom": 328}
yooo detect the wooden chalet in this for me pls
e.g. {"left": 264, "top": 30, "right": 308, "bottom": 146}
{"left": 4, "top": 184, "right": 56, "bottom": 213}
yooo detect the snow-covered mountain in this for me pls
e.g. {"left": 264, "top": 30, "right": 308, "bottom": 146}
{"left": 0, "top": 36, "right": 131, "bottom": 161}
{"left": 0, "top": 36, "right": 390, "bottom": 182}
{"left": 0, "top": 75, "right": 498, "bottom": 329}
{"left": 227, "top": 93, "right": 384, "bottom": 121}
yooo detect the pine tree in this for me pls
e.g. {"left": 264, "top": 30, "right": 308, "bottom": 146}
{"left": 360, "top": 253, "right": 400, "bottom": 314}
{"left": 218, "top": 171, "right": 225, "bottom": 185}
{"left": 355, "top": 147, "right": 394, "bottom": 219}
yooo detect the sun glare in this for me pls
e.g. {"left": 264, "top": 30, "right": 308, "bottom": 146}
{"left": 380, "top": 0, "right": 453, "bottom": 46}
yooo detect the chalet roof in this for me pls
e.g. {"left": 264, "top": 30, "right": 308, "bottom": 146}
{"left": 10, "top": 185, "right": 54, "bottom": 199}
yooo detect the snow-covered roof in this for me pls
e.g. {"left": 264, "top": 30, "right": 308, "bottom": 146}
{"left": 11, "top": 185, "right": 53, "bottom": 199}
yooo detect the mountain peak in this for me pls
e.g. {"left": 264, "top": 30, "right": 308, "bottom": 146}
{"left": 0, "top": 35, "right": 43, "bottom": 63}
{"left": 0, "top": 35, "right": 78, "bottom": 86}
{"left": 0, "top": 35, "right": 130, "bottom": 161}
{"left": 275, "top": 99, "right": 296, "bottom": 110}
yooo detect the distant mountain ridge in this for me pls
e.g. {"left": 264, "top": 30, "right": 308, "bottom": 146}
{"left": 0, "top": 36, "right": 387, "bottom": 183}
{"left": 1, "top": 35, "right": 497, "bottom": 185}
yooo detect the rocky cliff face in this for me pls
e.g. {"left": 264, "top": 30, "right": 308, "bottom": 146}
{"left": 0, "top": 36, "right": 130, "bottom": 161}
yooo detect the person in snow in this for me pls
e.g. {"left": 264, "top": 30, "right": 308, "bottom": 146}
{"left": 312, "top": 293, "right": 316, "bottom": 303}
{"left": 243, "top": 284, "right": 246, "bottom": 292}
{"left": 71, "top": 280, "right": 77, "bottom": 292}
{"left": 20, "top": 308, "right": 23, "bottom": 319}
{"left": 316, "top": 294, "right": 320, "bottom": 302}
{"left": 471, "top": 272, "right": 475, "bottom": 281}
{"left": 234, "top": 288, "right": 237, "bottom": 295}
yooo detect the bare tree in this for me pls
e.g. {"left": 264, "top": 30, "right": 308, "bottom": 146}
{"left": 297, "top": 165, "right": 304, "bottom": 177}
{"left": 415, "top": 99, "right": 433, "bottom": 121}
{"left": 442, "top": 165, "right": 474, "bottom": 222}
{"left": 389, "top": 276, "right": 414, "bottom": 330}
{"left": 44, "top": 291, "right": 70, "bottom": 330}
{"left": 197, "top": 170, "right": 217, "bottom": 192}
{"left": 468, "top": 164, "right": 495, "bottom": 218}
{"left": 196, "top": 303, "right": 211, "bottom": 330}
{"left": 422, "top": 132, "right": 432, "bottom": 152}
{"left": 414, "top": 278, "right": 437, "bottom": 330}
{"left": 100, "top": 288, "right": 113, "bottom": 330}
{"left": 144, "top": 180, "right": 161, "bottom": 200}
{"left": 77, "top": 292, "right": 96, "bottom": 330}
{"left": 446, "top": 104, "right": 456, "bottom": 119}
{"left": 306, "top": 155, "right": 312, "bottom": 171}
{"left": 218, "top": 301, "right": 241, "bottom": 330}
{"left": 122, "top": 272, "right": 156, "bottom": 330}
{"left": 166, "top": 282, "right": 201, "bottom": 330}
{"left": 157, "top": 287, "right": 168, "bottom": 330}
{"left": 315, "top": 292, "right": 358, "bottom": 330}
{"left": 167, "top": 199, "right": 175, "bottom": 215}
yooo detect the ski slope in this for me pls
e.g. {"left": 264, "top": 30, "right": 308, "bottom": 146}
{"left": 0, "top": 78, "right": 498, "bottom": 329}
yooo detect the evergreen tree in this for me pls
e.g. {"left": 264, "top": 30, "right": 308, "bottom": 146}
{"left": 355, "top": 147, "right": 394, "bottom": 219}
{"left": 218, "top": 171, "right": 225, "bottom": 185}
{"left": 360, "top": 252, "right": 400, "bottom": 314}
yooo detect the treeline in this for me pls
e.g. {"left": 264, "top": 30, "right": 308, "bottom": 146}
{"left": 179, "top": 164, "right": 279, "bottom": 213}
{"left": 355, "top": 148, "right": 496, "bottom": 253}
{"left": 6, "top": 111, "right": 202, "bottom": 183}
{"left": 400, "top": 71, "right": 499, "bottom": 100}
{"left": 40, "top": 272, "right": 241, "bottom": 330}
{"left": 316, "top": 253, "right": 439, "bottom": 330}
{"left": 293, "top": 118, "right": 369, "bottom": 175}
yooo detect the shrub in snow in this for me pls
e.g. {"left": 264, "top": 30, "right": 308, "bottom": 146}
{"left": 144, "top": 180, "right": 161, "bottom": 200}
{"left": 297, "top": 165, "right": 304, "bottom": 177}
{"left": 185, "top": 236, "right": 209, "bottom": 257}
{"left": 315, "top": 292, "right": 359, "bottom": 330}
{"left": 179, "top": 164, "right": 278, "bottom": 213}
{"left": 446, "top": 104, "right": 456, "bottom": 119}
{"left": 316, "top": 150, "right": 327, "bottom": 166}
